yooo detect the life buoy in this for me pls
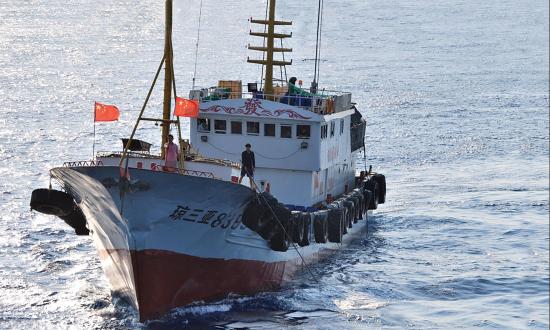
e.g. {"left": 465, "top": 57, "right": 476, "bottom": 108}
{"left": 328, "top": 207, "right": 343, "bottom": 243}
{"left": 313, "top": 210, "right": 328, "bottom": 243}
{"left": 30, "top": 189, "right": 74, "bottom": 217}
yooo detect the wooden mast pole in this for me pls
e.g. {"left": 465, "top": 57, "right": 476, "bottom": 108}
{"left": 161, "top": 0, "right": 173, "bottom": 158}
{"left": 264, "top": 0, "right": 276, "bottom": 96}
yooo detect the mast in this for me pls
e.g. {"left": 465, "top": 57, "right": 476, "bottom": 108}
{"left": 161, "top": 0, "right": 173, "bottom": 158}
{"left": 248, "top": 0, "right": 292, "bottom": 97}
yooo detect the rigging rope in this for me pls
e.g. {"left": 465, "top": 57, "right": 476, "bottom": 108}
{"left": 192, "top": 0, "right": 205, "bottom": 90}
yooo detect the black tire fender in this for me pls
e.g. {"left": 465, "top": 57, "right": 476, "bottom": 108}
{"left": 30, "top": 189, "right": 74, "bottom": 217}
{"left": 327, "top": 208, "right": 343, "bottom": 243}
{"left": 313, "top": 210, "right": 329, "bottom": 243}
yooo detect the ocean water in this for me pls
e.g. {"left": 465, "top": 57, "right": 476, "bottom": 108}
{"left": 0, "top": 0, "right": 548, "bottom": 328}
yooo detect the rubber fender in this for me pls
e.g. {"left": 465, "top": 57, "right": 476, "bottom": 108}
{"left": 256, "top": 213, "right": 276, "bottom": 240}
{"left": 241, "top": 197, "right": 263, "bottom": 232}
{"left": 365, "top": 178, "right": 379, "bottom": 210}
{"left": 259, "top": 192, "right": 279, "bottom": 210}
{"left": 327, "top": 208, "right": 343, "bottom": 243}
{"left": 313, "top": 210, "right": 329, "bottom": 243}
{"left": 351, "top": 196, "right": 361, "bottom": 222}
{"left": 268, "top": 230, "right": 288, "bottom": 252}
{"left": 342, "top": 200, "right": 353, "bottom": 229}
{"left": 273, "top": 203, "right": 292, "bottom": 232}
{"left": 30, "top": 189, "right": 74, "bottom": 217}
{"left": 289, "top": 211, "right": 304, "bottom": 243}
{"left": 341, "top": 207, "right": 348, "bottom": 234}
{"left": 354, "top": 192, "right": 365, "bottom": 220}
{"left": 363, "top": 189, "right": 373, "bottom": 212}
{"left": 298, "top": 212, "right": 312, "bottom": 247}
{"left": 373, "top": 174, "right": 386, "bottom": 204}
{"left": 59, "top": 206, "right": 89, "bottom": 235}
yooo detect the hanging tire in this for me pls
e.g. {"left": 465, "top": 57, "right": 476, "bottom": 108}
{"left": 242, "top": 197, "right": 263, "bottom": 232}
{"left": 354, "top": 192, "right": 365, "bottom": 220}
{"left": 313, "top": 211, "right": 328, "bottom": 243}
{"left": 256, "top": 213, "right": 276, "bottom": 240}
{"left": 343, "top": 200, "right": 354, "bottom": 229}
{"left": 289, "top": 211, "right": 304, "bottom": 243}
{"left": 373, "top": 174, "right": 386, "bottom": 204}
{"left": 298, "top": 212, "right": 312, "bottom": 247}
{"left": 268, "top": 230, "right": 288, "bottom": 252}
{"left": 30, "top": 189, "right": 74, "bottom": 217}
{"left": 365, "top": 178, "right": 379, "bottom": 210}
{"left": 352, "top": 196, "right": 361, "bottom": 222}
{"left": 327, "top": 208, "right": 343, "bottom": 243}
{"left": 59, "top": 206, "right": 89, "bottom": 235}
{"left": 363, "top": 189, "right": 373, "bottom": 213}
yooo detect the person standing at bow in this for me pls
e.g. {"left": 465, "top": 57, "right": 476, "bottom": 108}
{"left": 239, "top": 143, "right": 256, "bottom": 189}
{"left": 164, "top": 134, "right": 179, "bottom": 172}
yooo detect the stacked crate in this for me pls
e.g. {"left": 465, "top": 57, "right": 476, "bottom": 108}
{"left": 218, "top": 80, "right": 242, "bottom": 99}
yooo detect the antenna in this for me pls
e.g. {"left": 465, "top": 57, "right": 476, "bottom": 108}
{"left": 312, "top": 0, "right": 324, "bottom": 93}
{"left": 192, "top": 0, "right": 204, "bottom": 90}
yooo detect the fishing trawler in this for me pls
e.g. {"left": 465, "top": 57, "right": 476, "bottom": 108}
{"left": 30, "top": 0, "right": 386, "bottom": 321}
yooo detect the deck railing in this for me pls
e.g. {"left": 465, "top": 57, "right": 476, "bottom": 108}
{"left": 192, "top": 87, "right": 353, "bottom": 114}
{"left": 63, "top": 160, "right": 104, "bottom": 167}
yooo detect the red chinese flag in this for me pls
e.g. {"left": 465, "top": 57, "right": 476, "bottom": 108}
{"left": 94, "top": 102, "right": 120, "bottom": 122}
{"left": 174, "top": 97, "right": 199, "bottom": 118}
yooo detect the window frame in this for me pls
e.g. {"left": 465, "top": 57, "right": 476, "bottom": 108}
{"left": 280, "top": 124, "right": 292, "bottom": 139}
{"left": 246, "top": 121, "right": 260, "bottom": 135}
{"left": 214, "top": 119, "right": 227, "bottom": 134}
{"left": 230, "top": 121, "right": 242, "bottom": 134}
{"left": 297, "top": 124, "right": 311, "bottom": 139}
{"left": 264, "top": 123, "right": 275, "bottom": 137}
{"left": 197, "top": 118, "right": 211, "bottom": 132}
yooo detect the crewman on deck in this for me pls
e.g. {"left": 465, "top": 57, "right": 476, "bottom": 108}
{"left": 239, "top": 143, "right": 256, "bottom": 189}
{"left": 164, "top": 134, "right": 179, "bottom": 172}
{"left": 288, "top": 76, "right": 313, "bottom": 97}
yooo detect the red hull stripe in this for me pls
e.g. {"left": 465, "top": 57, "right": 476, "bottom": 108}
{"left": 100, "top": 249, "right": 287, "bottom": 321}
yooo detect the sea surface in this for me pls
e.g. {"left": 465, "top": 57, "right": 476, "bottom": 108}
{"left": 0, "top": 0, "right": 548, "bottom": 328}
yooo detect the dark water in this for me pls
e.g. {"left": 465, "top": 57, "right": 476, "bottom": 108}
{"left": 0, "top": 0, "right": 548, "bottom": 328}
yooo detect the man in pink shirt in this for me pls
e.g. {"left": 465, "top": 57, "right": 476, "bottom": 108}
{"left": 164, "top": 134, "right": 179, "bottom": 172}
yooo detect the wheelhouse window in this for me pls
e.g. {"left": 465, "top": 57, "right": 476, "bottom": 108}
{"left": 231, "top": 121, "right": 242, "bottom": 134}
{"left": 197, "top": 118, "right": 210, "bottom": 132}
{"left": 330, "top": 121, "right": 335, "bottom": 137}
{"left": 281, "top": 125, "right": 292, "bottom": 138}
{"left": 297, "top": 125, "right": 310, "bottom": 139}
{"left": 340, "top": 119, "right": 344, "bottom": 135}
{"left": 214, "top": 119, "right": 226, "bottom": 134}
{"left": 247, "top": 121, "right": 260, "bottom": 135}
{"left": 264, "top": 123, "right": 275, "bottom": 137}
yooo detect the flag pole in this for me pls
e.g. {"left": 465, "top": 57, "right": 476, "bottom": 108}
{"left": 92, "top": 102, "right": 96, "bottom": 161}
